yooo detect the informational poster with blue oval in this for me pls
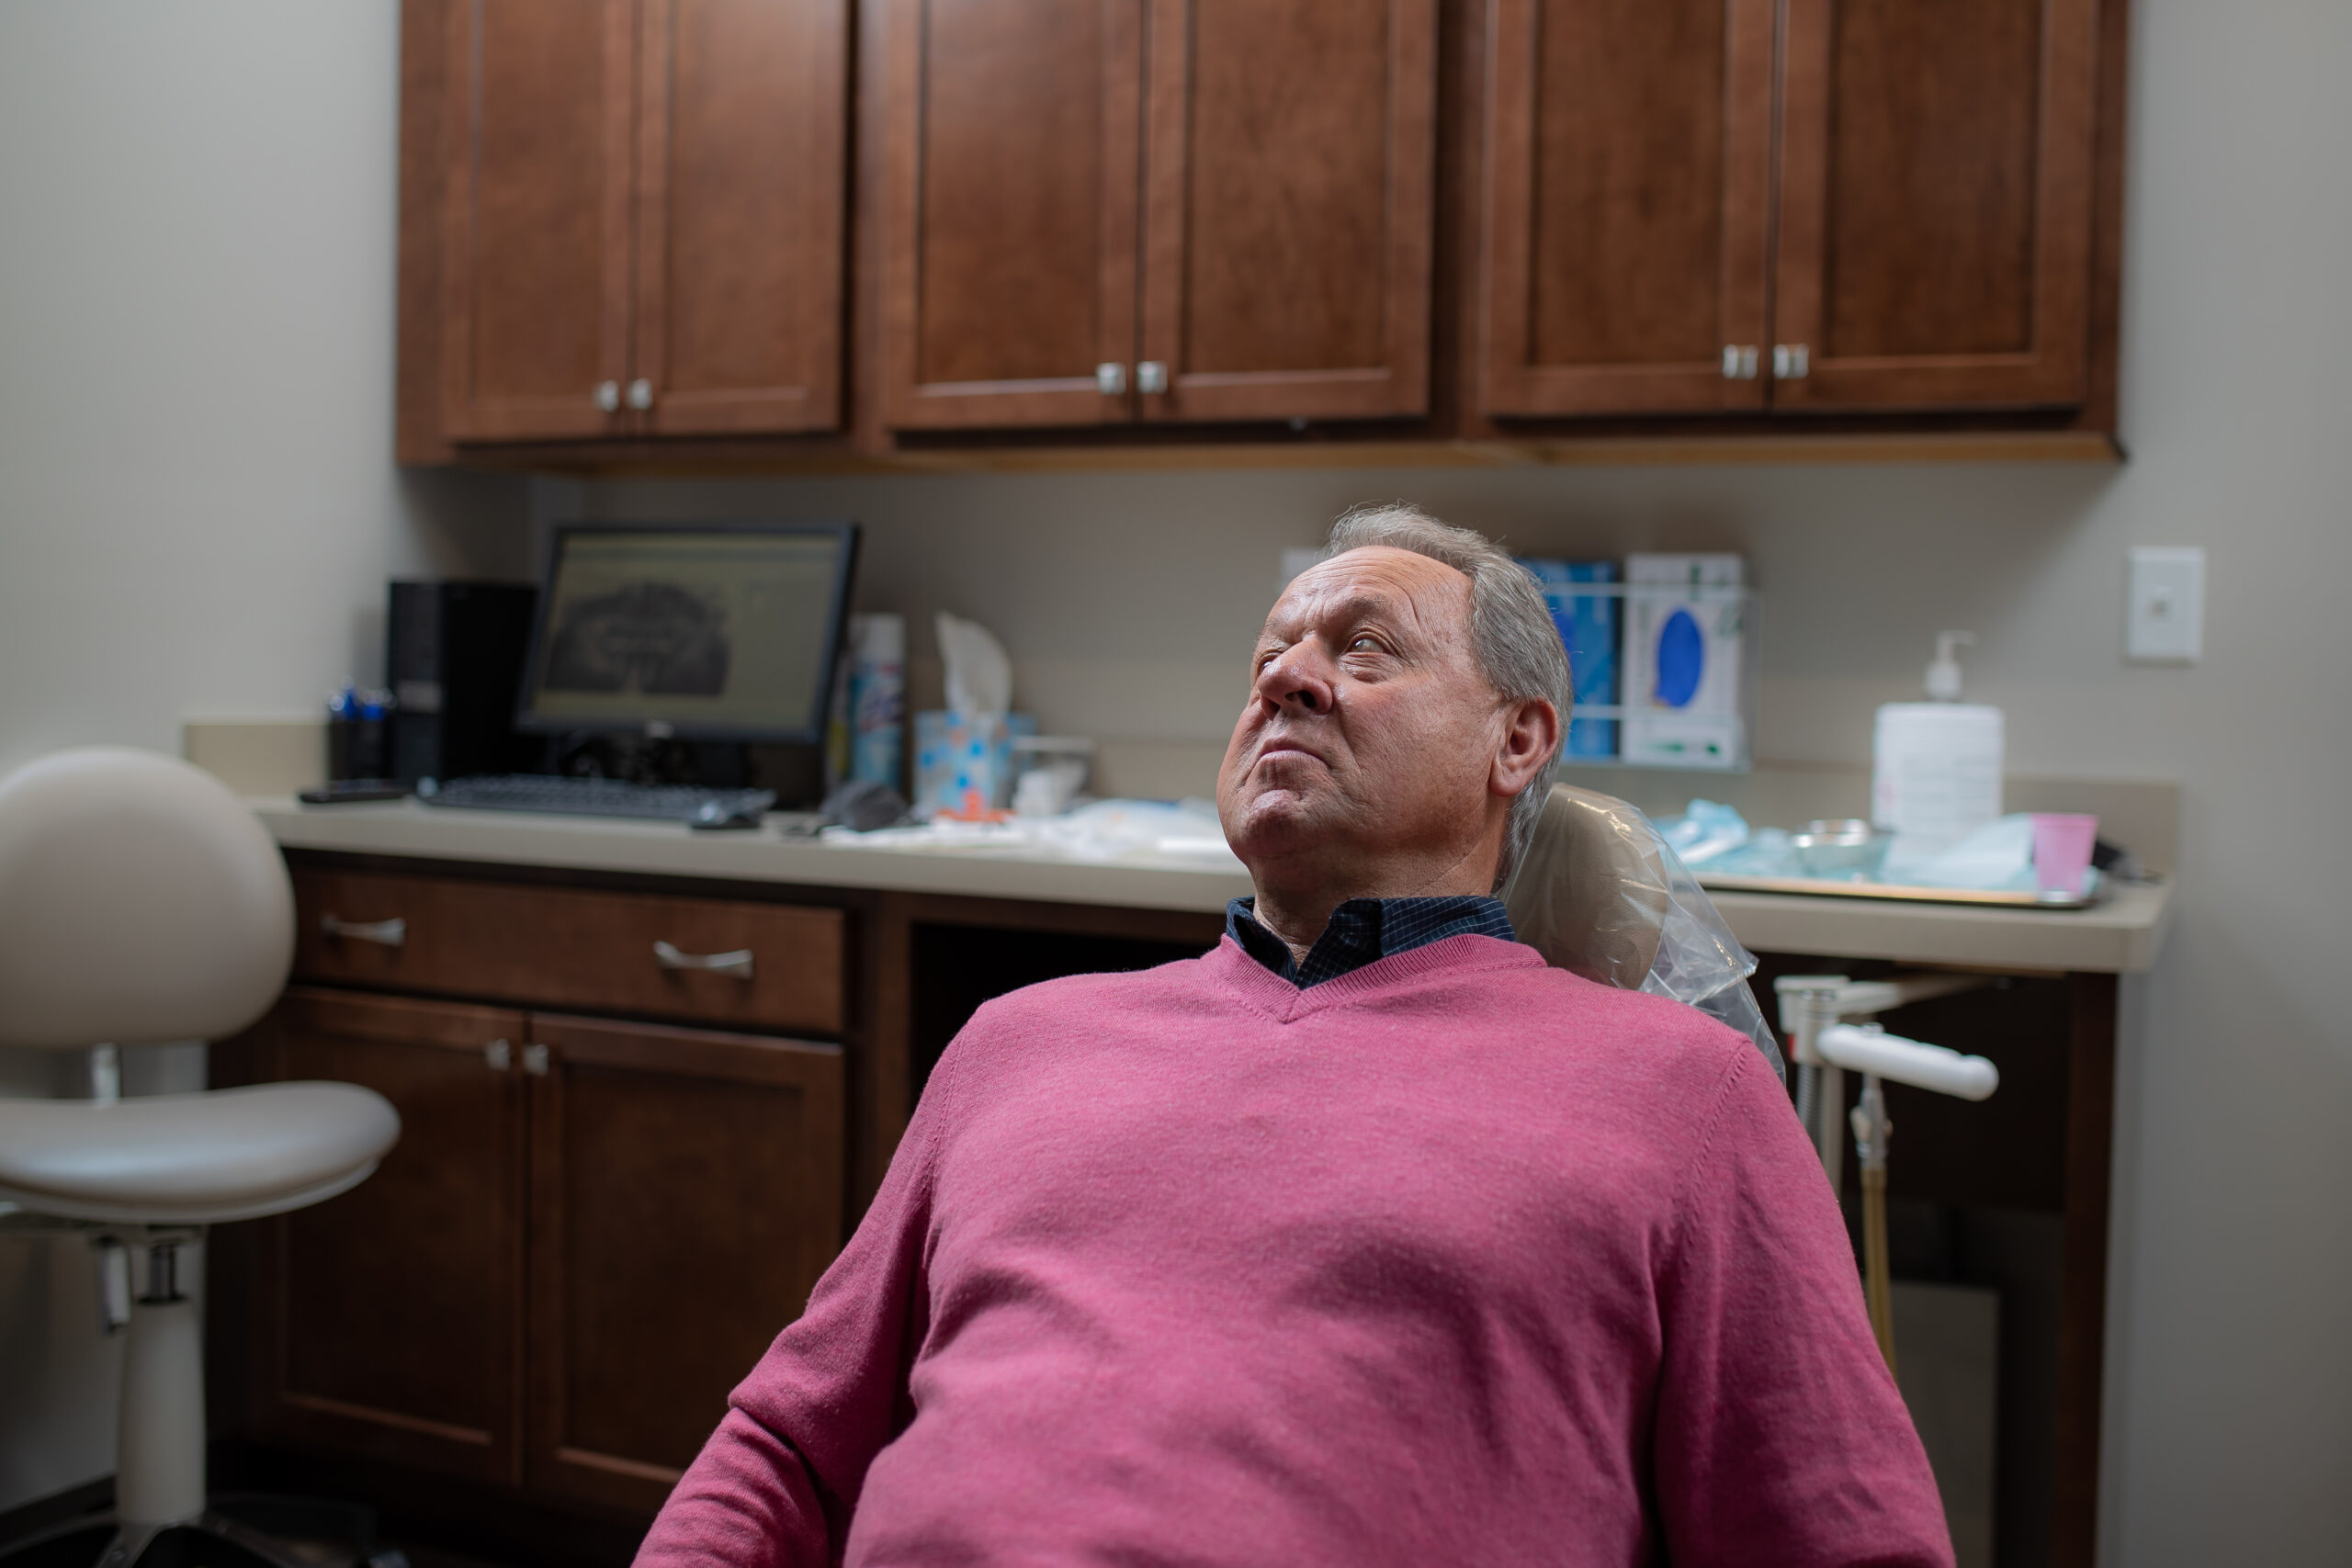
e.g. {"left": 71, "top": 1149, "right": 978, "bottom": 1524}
{"left": 1623, "top": 554, "right": 1748, "bottom": 770}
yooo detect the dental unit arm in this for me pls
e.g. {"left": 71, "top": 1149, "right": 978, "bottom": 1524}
{"left": 1774, "top": 975, "right": 2003, "bottom": 1373}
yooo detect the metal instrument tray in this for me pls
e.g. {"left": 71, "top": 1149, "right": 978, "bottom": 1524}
{"left": 1695, "top": 872, "right": 2109, "bottom": 910}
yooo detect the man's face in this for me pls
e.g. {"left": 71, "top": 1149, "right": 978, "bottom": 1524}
{"left": 1217, "top": 546, "right": 1511, "bottom": 889}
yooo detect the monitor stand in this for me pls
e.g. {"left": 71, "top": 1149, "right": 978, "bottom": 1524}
{"left": 543, "top": 732, "right": 826, "bottom": 809}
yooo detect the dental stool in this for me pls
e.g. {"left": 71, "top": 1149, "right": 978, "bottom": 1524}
{"left": 0, "top": 749, "right": 401, "bottom": 1568}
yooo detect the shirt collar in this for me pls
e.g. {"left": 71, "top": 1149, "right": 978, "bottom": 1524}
{"left": 1226, "top": 895, "right": 1516, "bottom": 989}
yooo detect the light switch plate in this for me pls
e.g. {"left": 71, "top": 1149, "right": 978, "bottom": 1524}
{"left": 2127, "top": 547, "right": 2205, "bottom": 663}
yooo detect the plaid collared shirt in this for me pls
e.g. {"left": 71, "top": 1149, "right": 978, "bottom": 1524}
{"left": 1225, "top": 895, "right": 1517, "bottom": 989}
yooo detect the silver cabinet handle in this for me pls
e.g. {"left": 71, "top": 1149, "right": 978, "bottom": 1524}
{"left": 1772, "top": 344, "right": 1810, "bottom": 379}
{"left": 523, "top": 1043, "right": 550, "bottom": 1077}
{"left": 1136, "top": 360, "right": 1169, "bottom": 395}
{"left": 321, "top": 914, "right": 405, "bottom": 947}
{"left": 485, "top": 1039, "right": 511, "bottom": 1071}
{"left": 1721, "top": 344, "right": 1758, "bottom": 380}
{"left": 653, "top": 940, "right": 754, "bottom": 979}
{"left": 594, "top": 379, "right": 621, "bottom": 412}
{"left": 626, "top": 377, "right": 654, "bottom": 410}
{"left": 1095, "top": 362, "right": 1127, "bottom": 395}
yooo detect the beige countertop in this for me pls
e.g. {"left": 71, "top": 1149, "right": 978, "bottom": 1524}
{"left": 254, "top": 796, "right": 1258, "bottom": 912}
{"left": 1702, "top": 880, "right": 2170, "bottom": 974}
{"left": 254, "top": 797, "right": 2174, "bottom": 975}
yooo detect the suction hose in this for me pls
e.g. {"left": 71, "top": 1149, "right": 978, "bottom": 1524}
{"left": 1850, "top": 1077, "right": 1897, "bottom": 1374}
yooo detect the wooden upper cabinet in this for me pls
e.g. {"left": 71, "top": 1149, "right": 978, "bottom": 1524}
{"left": 881, "top": 0, "right": 1436, "bottom": 431}
{"left": 425, "top": 0, "right": 847, "bottom": 446}
{"left": 1479, "top": 0, "right": 1775, "bottom": 416}
{"left": 880, "top": 0, "right": 1143, "bottom": 430}
{"left": 1771, "top": 0, "right": 2101, "bottom": 411}
{"left": 438, "top": 0, "right": 636, "bottom": 442}
{"left": 1138, "top": 0, "right": 1437, "bottom": 423}
{"left": 402, "top": 0, "right": 2120, "bottom": 452}
{"left": 632, "top": 0, "right": 848, "bottom": 434}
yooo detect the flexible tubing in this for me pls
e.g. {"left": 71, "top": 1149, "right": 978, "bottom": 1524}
{"left": 1792, "top": 1062, "right": 1820, "bottom": 1143}
{"left": 1861, "top": 1166, "right": 1897, "bottom": 1376}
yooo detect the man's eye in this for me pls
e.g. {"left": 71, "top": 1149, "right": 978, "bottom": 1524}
{"left": 1348, "top": 635, "right": 1382, "bottom": 653}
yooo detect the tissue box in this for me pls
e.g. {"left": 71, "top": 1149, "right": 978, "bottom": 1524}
{"left": 915, "top": 712, "right": 1036, "bottom": 817}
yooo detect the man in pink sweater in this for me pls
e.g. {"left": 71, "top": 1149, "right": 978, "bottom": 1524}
{"left": 639, "top": 506, "right": 1951, "bottom": 1566}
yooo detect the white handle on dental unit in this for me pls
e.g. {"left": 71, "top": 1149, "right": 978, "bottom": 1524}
{"left": 1815, "top": 1023, "right": 2000, "bottom": 1101}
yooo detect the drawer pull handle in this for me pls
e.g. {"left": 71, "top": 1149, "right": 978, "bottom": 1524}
{"left": 322, "top": 914, "right": 406, "bottom": 947}
{"left": 523, "top": 1043, "right": 551, "bottom": 1077}
{"left": 653, "top": 940, "right": 754, "bottom": 979}
{"left": 485, "top": 1039, "right": 511, "bottom": 1071}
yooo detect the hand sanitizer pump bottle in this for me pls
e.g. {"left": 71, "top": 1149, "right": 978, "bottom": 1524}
{"left": 1871, "top": 632, "right": 2005, "bottom": 854}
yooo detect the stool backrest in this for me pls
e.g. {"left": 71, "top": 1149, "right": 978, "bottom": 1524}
{"left": 0, "top": 747, "right": 294, "bottom": 1049}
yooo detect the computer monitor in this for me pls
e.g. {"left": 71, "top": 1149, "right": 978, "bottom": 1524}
{"left": 515, "top": 522, "right": 858, "bottom": 744}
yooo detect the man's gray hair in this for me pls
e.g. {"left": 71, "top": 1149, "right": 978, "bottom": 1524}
{"left": 1324, "top": 502, "right": 1570, "bottom": 893}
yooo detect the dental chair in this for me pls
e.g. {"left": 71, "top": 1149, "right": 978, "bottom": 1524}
{"left": 1505, "top": 783, "right": 1783, "bottom": 1077}
{"left": 0, "top": 748, "right": 402, "bottom": 1568}
{"left": 1505, "top": 783, "right": 2003, "bottom": 1374}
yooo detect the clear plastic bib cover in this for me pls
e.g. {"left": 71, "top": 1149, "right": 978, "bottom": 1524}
{"left": 1505, "top": 784, "right": 1783, "bottom": 1078}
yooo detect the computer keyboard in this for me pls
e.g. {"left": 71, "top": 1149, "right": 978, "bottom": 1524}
{"left": 418, "top": 774, "right": 775, "bottom": 826}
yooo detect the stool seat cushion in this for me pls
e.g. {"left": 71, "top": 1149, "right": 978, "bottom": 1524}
{"left": 0, "top": 1083, "right": 400, "bottom": 1225}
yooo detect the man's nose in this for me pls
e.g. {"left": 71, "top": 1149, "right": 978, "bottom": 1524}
{"left": 1255, "top": 643, "right": 1337, "bottom": 716}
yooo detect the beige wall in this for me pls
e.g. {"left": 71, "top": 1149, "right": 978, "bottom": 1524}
{"left": 3, "top": 0, "right": 2349, "bottom": 1560}
{"left": 0, "top": 3, "right": 527, "bottom": 788}
{"left": 0, "top": 1, "right": 522, "bottom": 1509}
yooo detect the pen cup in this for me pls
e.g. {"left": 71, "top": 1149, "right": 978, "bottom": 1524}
{"left": 2030, "top": 813, "right": 2099, "bottom": 896}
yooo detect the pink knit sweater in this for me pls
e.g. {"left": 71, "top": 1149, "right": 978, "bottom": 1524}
{"left": 639, "top": 935, "right": 1951, "bottom": 1567}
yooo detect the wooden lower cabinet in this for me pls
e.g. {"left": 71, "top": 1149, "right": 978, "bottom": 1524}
{"left": 526, "top": 1013, "right": 844, "bottom": 1511}
{"left": 250, "top": 988, "right": 845, "bottom": 1514}
{"left": 252, "top": 988, "right": 530, "bottom": 1483}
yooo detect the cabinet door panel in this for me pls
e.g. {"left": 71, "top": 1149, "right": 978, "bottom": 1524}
{"left": 439, "top": 0, "right": 636, "bottom": 442}
{"left": 881, "top": 0, "right": 1143, "bottom": 428}
{"left": 634, "top": 0, "right": 848, "bottom": 434}
{"left": 1138, "top": 0, "right": 1436, "bottom": 423}
{"left": 252, "top": 988, "right": 528, "bottom": 1483}
{"left": 526, "top": 1013, "right": 846, "bottom": 1510}
{"left": 1771, "top": 0, "right": 2099, "bottom": 409}
{"left": 1480, "top": 0, "right": 1773, "bottom": 415}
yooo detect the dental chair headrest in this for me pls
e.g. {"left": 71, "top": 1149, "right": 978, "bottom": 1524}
{"left": 1505, "top": 784, "right": 1673, "bottom": 987}
{"left": 1504, "top": 783, "right": 1783, "bottom": 1075}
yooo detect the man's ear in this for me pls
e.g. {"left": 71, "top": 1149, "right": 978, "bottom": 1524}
{"left": 1491, "top": 697, "right": 1561, "bottom": 799}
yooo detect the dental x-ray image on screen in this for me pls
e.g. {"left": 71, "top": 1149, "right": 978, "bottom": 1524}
{"left": 544, "top": 581, "right": 732, "bottom": 696}
{"left": 517, "top": 523, "right": 857, "bottom": 743}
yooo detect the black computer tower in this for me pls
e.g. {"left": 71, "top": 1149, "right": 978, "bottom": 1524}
{"left": 387, "top": 581, "right": 541, "bottom": 783}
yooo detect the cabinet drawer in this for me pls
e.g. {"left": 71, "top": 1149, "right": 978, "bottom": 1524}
{"left": 292, "top": 869, "right": 845, "bottom": 1035}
